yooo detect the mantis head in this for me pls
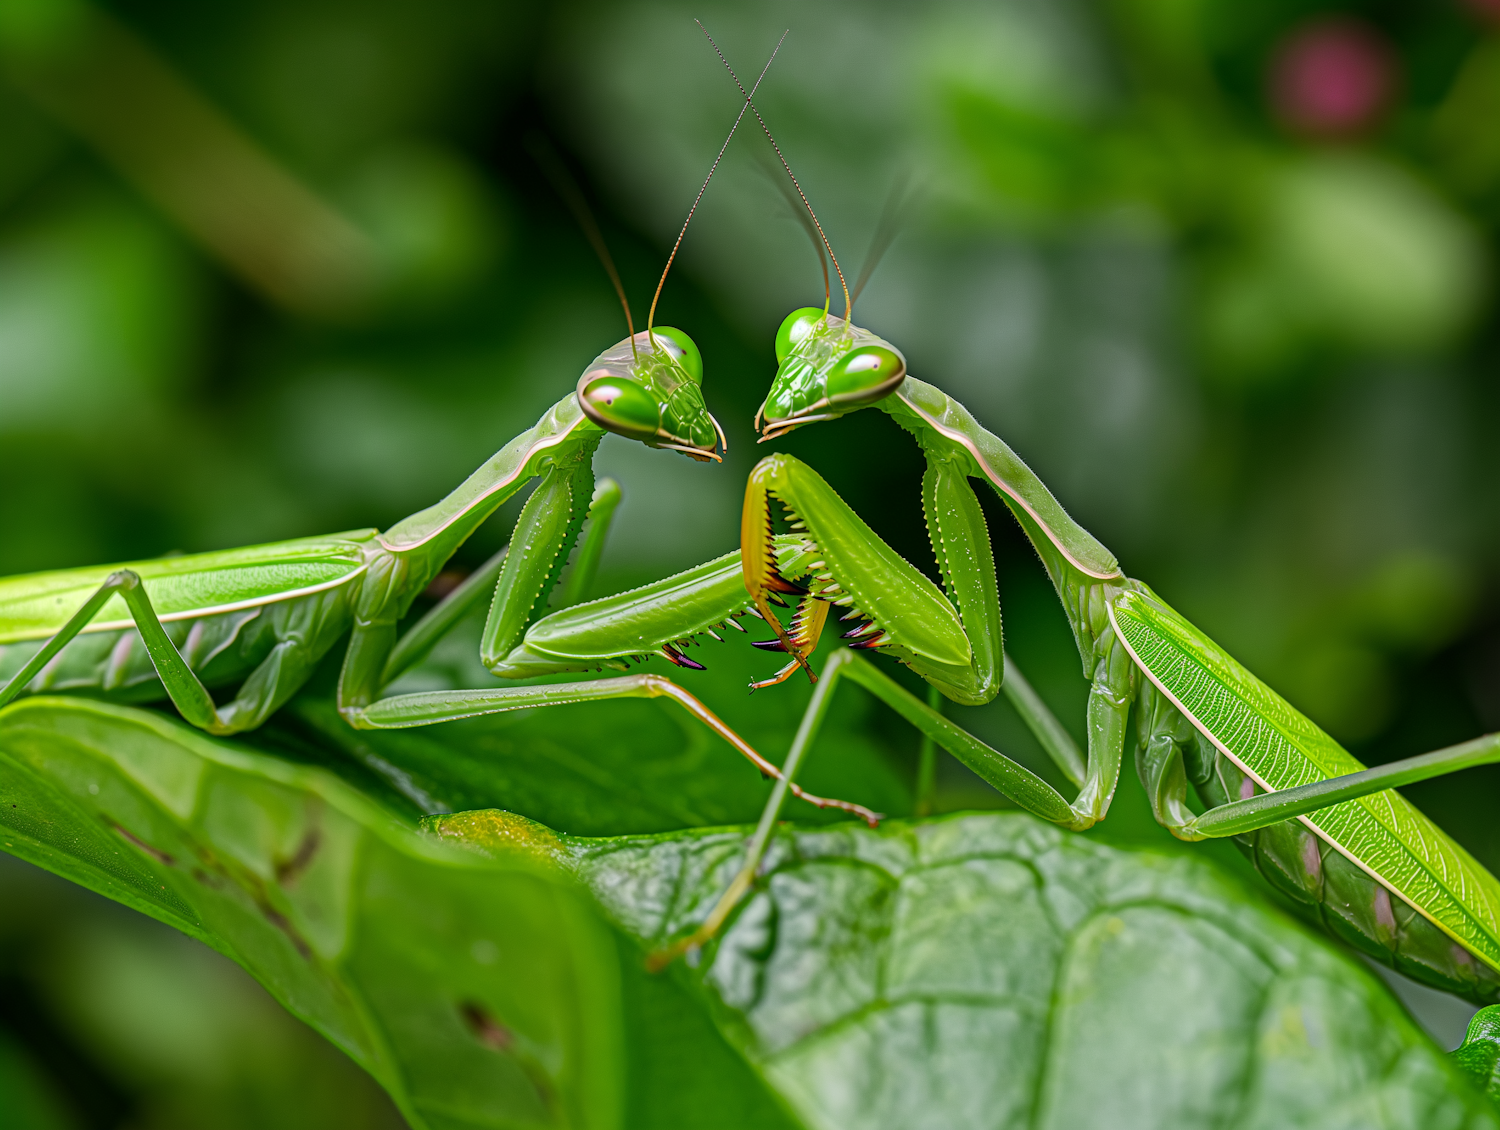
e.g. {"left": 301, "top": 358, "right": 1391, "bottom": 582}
{"left": 755, "top": 309, "right": 907, "bottom": 442}
{"left": 577, "top": 326, "right": 726, "bottom": 462}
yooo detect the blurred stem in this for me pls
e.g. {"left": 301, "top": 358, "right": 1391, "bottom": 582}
{"left": 0, "top": 3, "right": 379, "bottom": 317}
{"left": 914, "top": 684, "right": 941, "bottom": 817}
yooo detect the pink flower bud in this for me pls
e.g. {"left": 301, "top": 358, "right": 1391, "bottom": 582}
{"left": 1269, "top": 18, "right": 1394, "bottom": 138}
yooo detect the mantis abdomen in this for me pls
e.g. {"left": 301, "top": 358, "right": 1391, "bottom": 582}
{"left": 1116, "top": 589, "right": 1500, "bottom": 1002}
{"left": 1195, "top": 748, "right": 1500, "bottom": 1001}
{"left": 0, "top": 532, "right": 374, "bottom": 723}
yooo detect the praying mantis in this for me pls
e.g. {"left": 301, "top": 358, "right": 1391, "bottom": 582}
{"left": 0, "top": 48, "right": 874, "bottom": 828}
{"left": 658, "top": 41, "right": 1500, "bottom": 1018}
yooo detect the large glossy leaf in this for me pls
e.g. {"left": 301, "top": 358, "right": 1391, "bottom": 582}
{"left": 431, "top": 808, "right": 1500, "bottom": 1130}
{"left": 0, "top": 697, "right": 797, "bottom": 1130}
{"left": 4, "top": 694, "right": 1497, "bottom": 1128}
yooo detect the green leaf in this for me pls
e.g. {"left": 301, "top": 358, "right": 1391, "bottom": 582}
{"left": 1455, "top": 1007, "right": 1500, "bottom": 1107}
{"left": 0, "top": 696, "right": 796, "bottom": 1130}
{"left": 432, "top": 808, "right": 1500, "bottom": 1130}
{"left": 6, "top": 694, "right": 1497, "bottom": 1128}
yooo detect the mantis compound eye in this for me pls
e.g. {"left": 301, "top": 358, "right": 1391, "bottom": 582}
{"left": 775, "top": 307, "right": 826, "bottom": 363}
{"left": 579, "top": 374, "right": 660, "bottom": 440}
{"left": 826, "top": 346, "right": 905, "bottom": 405}
{"left": 646, "top": 326, "right": 703, "bottom": 384}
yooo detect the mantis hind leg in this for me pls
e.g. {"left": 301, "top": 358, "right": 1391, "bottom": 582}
{"left": 651, "top": 647, "right": 863, "bottom": 970}
{"left": 347, "top": 671, "right": 878, "bottom": 826}
{"left": 0, "top": 571, "right": 344, "bottom": 734}
{"left": 1134, "top": 679, "right": 1208, "bottom": 838}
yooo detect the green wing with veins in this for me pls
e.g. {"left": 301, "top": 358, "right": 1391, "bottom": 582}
{"left": 0, "top": 531, "right": 377, "bottom": 644}
{"left": 1111, "top": 586, "right": 1500, "bottom": 974}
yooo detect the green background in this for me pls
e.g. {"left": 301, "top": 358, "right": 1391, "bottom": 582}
{"left": 2, "top": 0, "right": 1500, "bottom": 1124}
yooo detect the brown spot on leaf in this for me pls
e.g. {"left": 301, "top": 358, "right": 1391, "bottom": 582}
{"left": 262, "top": 905, "right": 312, "bottom": 960}
{"left": 112, "top": 824, "right": 175, "bottom": 867}
{"left": 275, "top": 827, "right": 321, "bottom": 885}
{"left": 460, "top": 1001, "right": 514, "bottom": 1051}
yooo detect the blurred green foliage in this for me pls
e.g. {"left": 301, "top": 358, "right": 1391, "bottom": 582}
{"left": 2, "top": 0, "right": 1500, "bottom": 1123}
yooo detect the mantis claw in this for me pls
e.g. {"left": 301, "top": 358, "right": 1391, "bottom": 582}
{"left": 659, "top": 643, "right": 706, "bottom": 670}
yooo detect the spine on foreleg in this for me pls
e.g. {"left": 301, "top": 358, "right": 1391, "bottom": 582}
{"left": 1196, "top": 750, "right": 1500, "bottom": 1003}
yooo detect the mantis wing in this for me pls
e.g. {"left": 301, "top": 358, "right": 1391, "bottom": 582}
{"left": 0, "top": 531, "right": 377, "bottom": 644}
{"left": 1109, "top": 586, "right": 1500, "bottom": 976}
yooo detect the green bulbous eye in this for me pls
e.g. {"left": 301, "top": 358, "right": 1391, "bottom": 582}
{"left": 826, "top": 346, "right": 906, "bottom": 404}
{"left": 648, "top": 326, "right": 702, "bottom": 384}
{"left": 579, "top": 374, "right": 660, "bottom": 440}
{"left": 775, "top": 307, "right": 826, "bottom": 363}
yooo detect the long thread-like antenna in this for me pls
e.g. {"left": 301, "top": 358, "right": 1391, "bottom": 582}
{"left": 698, "top": 21, "right": 850, "bottom": 323}
{"left": 755, "top": 152, "right": 830, "bottom": 309}
{"left": 646, "top": 29, "right": 788, "bottom": 335}
{"left": 527, "top": 133, "right": 637, "bottom": 354}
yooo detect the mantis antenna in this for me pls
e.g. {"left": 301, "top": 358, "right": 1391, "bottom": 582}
{"left": 850, "top": 171, "right": 915, "bottom": 307}
{"left": 645, "top": 28, "right": 790, "bottom": 337}
{"left": 755, "top": 152, "right": 831, "bottom": 314}
{"left": 697, "top": 21, "right": 851, "bottom": 324}
{"left": 527, "top": 133, "right": 638, "bottom": 355}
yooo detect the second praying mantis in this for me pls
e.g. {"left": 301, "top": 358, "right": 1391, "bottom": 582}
{"left": 655, "top": 44, "right": 1500, "bottom": 1011}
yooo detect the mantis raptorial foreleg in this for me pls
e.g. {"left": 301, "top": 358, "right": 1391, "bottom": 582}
{"left": 740, "top": 451, "right": 1124, "bottom": 830}
{"left": 379, "top": 477, "right": 622, "bottom": 688}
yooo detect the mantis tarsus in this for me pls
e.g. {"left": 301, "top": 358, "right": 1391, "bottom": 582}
{"left": 666, "top": 46, "right": 1500, "bottom": 1021}
{"left": 0, "top": 45, "right": 873, "bottom": 827}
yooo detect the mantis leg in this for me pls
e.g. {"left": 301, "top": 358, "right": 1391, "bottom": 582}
{"left": 351, "top": 672, "right": 877, "bottom": 825}
{"left": 375, "top": 478, "right": 624, "bottom": 686}
{"left": 650, "top": 646, "right": 860, "bottom": 969}
{"left": 1067, "top": 633, "right": 1135, "bottom": 828}
{"left": 341, "top": 457, "right": 597, "bottom": 719}
{"left": 0, "top": 573, "right": 137, "bottom": 711}
{"left": 914, "top": 684, "right": 941, "bottom": 817}
{"left": 1133, "top": 679, "right": 1206, "bottom": 837}
{"left": 559, "top": 477, "right": 621, "bottom": 607}
{"left": 917, "top": 452, "right": 1001, "bottom": 702}
{"left": 1177, "top": 732, "right": 1500, "bottom": 840}
{"left": 0, "top": 570, "right": 338, "bottom": 734}
{"left": 923, "top": 456, "right": 1096, "bottom": 798}
{"left": 837, "top": 651, "right": 1080, "bottom": 824}
{"left": 380, "top": 544, "right": 509, "bottom": 687}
